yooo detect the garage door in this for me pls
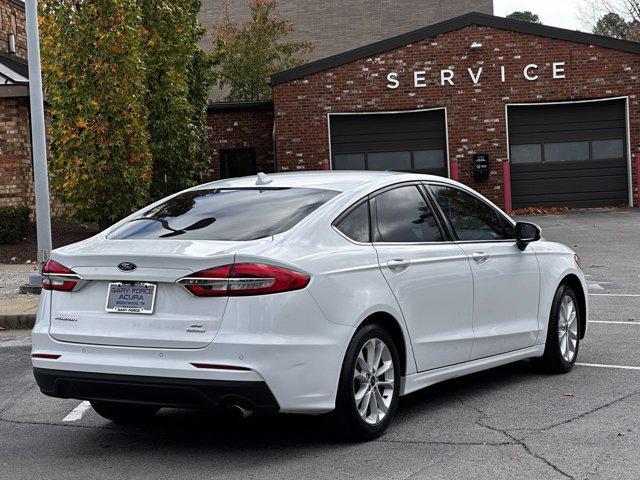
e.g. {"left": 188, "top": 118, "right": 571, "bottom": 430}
{"left": 330, "top": 110, "right": 448, "bottom": 177}
{"left": 509, "top": 100, "right": 629, "bottom": 209}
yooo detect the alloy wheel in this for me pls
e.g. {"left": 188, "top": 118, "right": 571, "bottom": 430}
{"left": 353, "top": 338, "right": 395, "bottom": 425}
{"left": 557, "top": 294, "right": 578, "bottom": 362}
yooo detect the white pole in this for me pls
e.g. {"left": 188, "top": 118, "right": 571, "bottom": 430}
{"left": 25, "top": 0, "right": 52, "bottom": 271}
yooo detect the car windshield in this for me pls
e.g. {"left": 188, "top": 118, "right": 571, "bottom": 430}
{"left": 107, "top": 187, "right": 339, "bottom": 241}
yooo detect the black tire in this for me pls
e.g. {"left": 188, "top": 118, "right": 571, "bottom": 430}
{"left": 334, "top": 324, "right": 401, "bottom": 441}
{"left": 533, "top": 284, "right": 580, "bottom": 374}
{"left": 90, "top": 400, "right": 159, "bottom": 424}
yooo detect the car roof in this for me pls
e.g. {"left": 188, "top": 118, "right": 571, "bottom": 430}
{"left": 199, "top": 171, "right": 453, "bottom": 193}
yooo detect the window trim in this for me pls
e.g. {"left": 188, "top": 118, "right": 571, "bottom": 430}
{"left": 424, "top": 181, "right": 517, "bottom": 244}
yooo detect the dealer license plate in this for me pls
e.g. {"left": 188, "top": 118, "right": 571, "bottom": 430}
{"left": 105, "top": 283, "right": 157, "bottom": 314}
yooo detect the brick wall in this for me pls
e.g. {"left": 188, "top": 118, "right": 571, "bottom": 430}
{"left": 0, "top": 97, "right": 69, "bottom": 217}
{"left": 0, "top": 0, "right": 26, "bottom": 59}
{"left": 272, "top": 25, "right": 640, "bottom": 207}
{"left": 199, "top": 0, "right": 493, "bottom": 100}
{"left": 0, "top": 96, "right": 31, "bottom": 208}
{"left": 205, "top": 107, "right": 275, "bottom": 180}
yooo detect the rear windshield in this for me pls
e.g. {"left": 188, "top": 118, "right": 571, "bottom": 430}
{"left": 108, "top": 187, "right": 339, "bottom": 241}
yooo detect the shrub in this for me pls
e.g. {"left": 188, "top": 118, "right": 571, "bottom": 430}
{"left": 0, "top": 206, "right": 30, "bottom": 245}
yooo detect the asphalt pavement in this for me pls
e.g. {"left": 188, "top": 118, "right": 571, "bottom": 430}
{"left": 1, "top": 208, "right": 639, "bottom": 480}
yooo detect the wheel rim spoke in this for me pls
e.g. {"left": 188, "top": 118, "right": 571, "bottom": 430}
{"left": 556, "top": 295, "right": 578, "bottom": 363}
{"left": 358, "top": 389, "right": 372, "bottom": 416}
{"left": 353, "top": 337, "right": 394, "bottom": 426}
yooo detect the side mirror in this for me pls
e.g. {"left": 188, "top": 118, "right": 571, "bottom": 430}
{"left": 515, "top": 222, "right": 541, "bottom": 251}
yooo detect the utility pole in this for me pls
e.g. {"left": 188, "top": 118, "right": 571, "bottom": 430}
{"left": 25, "top": 0, "right": 52, "bottom": 282}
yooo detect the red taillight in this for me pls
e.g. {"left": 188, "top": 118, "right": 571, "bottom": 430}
{"left": 178, "top": 263, "right": 310, "bottom": 297}
{"left": 41, "top": 260, "right": 79, "bottom": 292}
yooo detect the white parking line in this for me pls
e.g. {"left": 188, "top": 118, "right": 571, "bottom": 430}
{"left": 589, "top": 293, "right": 640, "bottom": 297}
{"left": 577, "top": 363, "right": 640, "bottom": 371}
{"left": 588, "top": 320, "right": 640, "bottom": 325}
{"left": 62, "top": 401, "right": 92, "bottom": 422}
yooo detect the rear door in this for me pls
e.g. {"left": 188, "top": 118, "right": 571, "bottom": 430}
{"left": 428, "top": 184, "right": 541, "bottom": 359}
{"left": 371, "top": 183, "right": 474, "bottom": 371}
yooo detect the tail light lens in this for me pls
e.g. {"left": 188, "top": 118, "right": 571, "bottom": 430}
{"left": 41, "top": 260, "right": 80, "bottom": 292}
{"left": 178, "top": 263, "right": 310, "bottom": 297}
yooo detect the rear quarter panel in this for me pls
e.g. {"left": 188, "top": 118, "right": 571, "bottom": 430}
{"left": 236, "top": 221, "right": 419, "bottom": 376}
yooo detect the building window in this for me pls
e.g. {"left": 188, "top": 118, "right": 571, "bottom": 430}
{"left": 414, "top": 150, "right": 445, "bottom": 170}
{"left": 510, "top": 144, "right": 542, "bottom": 164}
{"left": 333, "top": 150, "right": 446, "bottom": 173}
{"left": 219, "top": 148, "right": 257, "bottom": 179}
{"left": 334, "top": 153, "right": 365, "bottom": 170}
{"left": 592, "top": 139, "right": 624, "bottom": 160}
{"left": 367, "top": 151, "right": 411, "bottom": 171}
{"left": 511, "top": 139, "right": 625, "bottom": 164}
{"left": 544, "top": 141, "right": 589, "bottom": 162}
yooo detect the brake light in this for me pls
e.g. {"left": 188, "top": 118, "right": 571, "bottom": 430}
{"left": 178, "top": 263, "right": 310, "bottom": 297}
{"left": 41, "top": 260, "right": 80, "bottom": 292}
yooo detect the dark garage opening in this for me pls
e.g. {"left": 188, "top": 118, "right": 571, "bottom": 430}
{"left": 330, "top": 110, "right": 448, "bottom": 177}
{"left": 508, "top": 99, "right": 629, "bottom": 209}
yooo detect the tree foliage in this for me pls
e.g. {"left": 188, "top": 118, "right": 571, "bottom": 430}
{"left": 581, "top": 0, "right": 640, "bottom": 39}
{"left": 593, "top": 12, "right": 634, "bottom": 38}
{"left": 40, "top": 0, "right": 214, "bottom": 224}
{"left": 141, "top": 0, "right": 215, "bottom": 199}
{"left": 506, "top": 11, "right": 542, "bottom": 24}
{"left": 40, "top": 0, "right": 152, "bottom": 226}
{"left": 211, "top": 0, "right": 312, "bottom": 101}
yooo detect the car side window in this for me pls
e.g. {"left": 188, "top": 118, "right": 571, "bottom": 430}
{"left": 373, "top": 186, "right": 443, "bottom": 243}
{"left": 429, "top": 185, "right": 507, "bottom": 241}
{"left": 335, "top": 201, "right": 370, "bottom": 243}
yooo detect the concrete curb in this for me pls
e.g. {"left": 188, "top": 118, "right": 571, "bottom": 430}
{"left": 0, "top": 314, "right": 36, "bottom": 330}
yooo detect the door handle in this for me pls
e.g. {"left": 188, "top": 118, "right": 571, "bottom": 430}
{"left": 387, "top": 259, "right": 411, "bottom": 272}
{"left": 471, "top": 252, "right": 490, "bottom": 264}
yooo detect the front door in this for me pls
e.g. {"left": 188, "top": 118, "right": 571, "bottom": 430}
{"left": 428, "top": 184, "right": 541, "bottom": 359}
{"left": 371, "top": 184, "right": 474, "bottom": 372}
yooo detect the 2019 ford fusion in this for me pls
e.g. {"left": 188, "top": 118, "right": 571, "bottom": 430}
{"left": 32, "top": 171, "right": 587, "bottom": 440}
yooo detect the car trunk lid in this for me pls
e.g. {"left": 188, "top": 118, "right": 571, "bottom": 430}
{"left": 48, "top": 237, "right": 271, "bottom": 349}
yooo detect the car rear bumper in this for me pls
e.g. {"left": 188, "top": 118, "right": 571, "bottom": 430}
{"left": 33, "top": 368, "right": 280, "bottom": 411}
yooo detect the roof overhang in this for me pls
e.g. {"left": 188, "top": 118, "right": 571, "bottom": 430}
{"left": 0, "top": 53, "right": 29, "bottom": 90}
{"left": 270, "top": 11, "right": 640, "bottom": 86}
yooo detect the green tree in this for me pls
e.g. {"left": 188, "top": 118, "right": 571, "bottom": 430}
{"left": 211, "top": 0, "right": 313, "bottom": 101}
{"left": 593, "top": 12, "right": 634, "bottom": 38}
{"left": 506, "top": 11, "right": 542, "bottom": 24}
{"left": 40, "top": 0, "right": 152, "bottom": 227}
{"left": 140, "top": 0, "right": 215, "bottom": 199}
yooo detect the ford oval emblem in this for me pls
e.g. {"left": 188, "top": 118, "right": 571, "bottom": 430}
{"left": 118, "top": 262, "right": 137, "bottom": 272}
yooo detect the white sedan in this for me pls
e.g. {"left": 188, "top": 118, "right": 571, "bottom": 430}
{"left": 32, "top": 171, "right": 587, "bottom": 440}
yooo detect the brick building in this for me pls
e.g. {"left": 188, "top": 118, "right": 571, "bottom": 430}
{"left": 0, "top": 0, "right": 32, "bottom": 211}
{"left": 207, "top": 12, "right": 640, "bottom": 210}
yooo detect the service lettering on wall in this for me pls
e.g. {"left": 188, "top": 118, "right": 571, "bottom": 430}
{"left": 386, "top": 62, "right": 566, "bottom": 89}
